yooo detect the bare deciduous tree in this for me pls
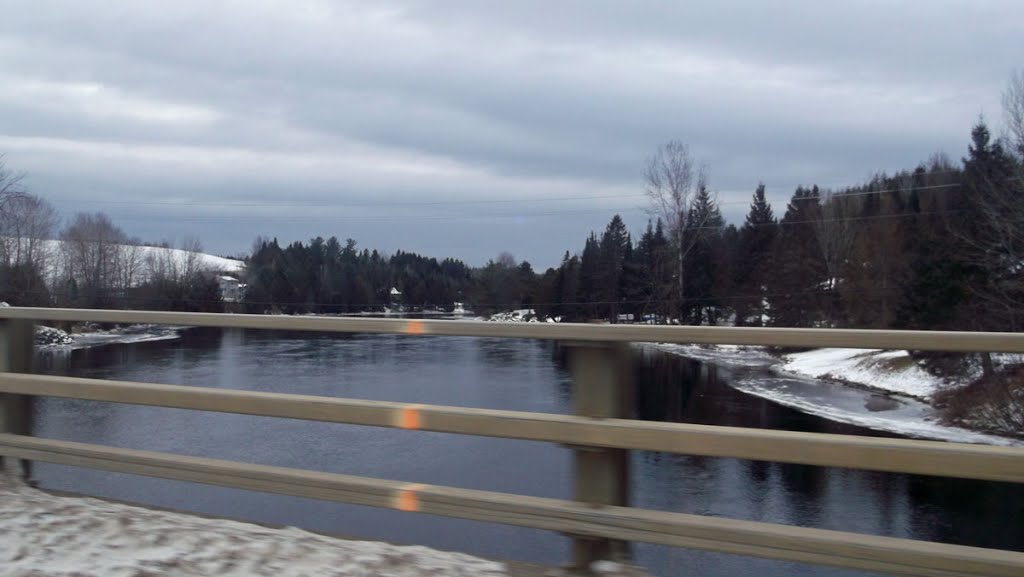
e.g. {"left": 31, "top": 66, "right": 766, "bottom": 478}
{"left": 114, "top": 238, "right": 145, "bottom": 296}
{"left": 180, "top": 235, "right": 205, "bottom": 281}
{"left": 643, "top": 141, "right": 709, "bottom": 321}
{"left": 1003, "top": 68, "right": 1024, "bottom": 155}
{"left": 0, "top": 155, "right": 29, "bottom": 265}
{"left": 0, "top": 158, "right": 59, "bottom": 305}
{"left": 59, "top": 212, "right": 128, "bottom": 306}
{"left": 1, "top": 192, "right": 59, "bottom": 269}
{"left": 0, "top": 155, "right": 26, "bottom": 213}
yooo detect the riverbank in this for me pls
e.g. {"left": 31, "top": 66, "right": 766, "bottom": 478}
{"left": 0, "top": 474, "right": 645, "bottom": 577}
{"left": 780, "top": 348, "right": 947, "bottom": 400}
{"left": 643, "top": 343, "right": 1024, "bottom": 446}
{"left": 35, "top": 323, "right": 185, "bottom": 350}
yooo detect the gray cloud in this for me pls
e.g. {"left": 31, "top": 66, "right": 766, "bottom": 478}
{"left": 0, "top": 0, "right": 1019, "bottom": 268}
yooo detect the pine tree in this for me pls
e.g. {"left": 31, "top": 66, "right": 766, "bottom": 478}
{"left": 577, "top": 233, "right": 601, "bottom": 319}
{"left": 556, "top": 251, "right": 581, "bottom": 320}
{"left": 957, "top": 120, "right": 1023, "bottom": 331}
{"left": 767, "top": 186, "right": 827, "bottom": 327}
{"left": 734, "top": 184, "right": 777, "bottom": 326}
{"left": 598, "top": 215, "right": 630, "bottom": 321}
{"left": 683, "top": 186, "right": 724, "bottom": 324}
{"left": 632, "top": 221, "right": 658, "bottom": 321}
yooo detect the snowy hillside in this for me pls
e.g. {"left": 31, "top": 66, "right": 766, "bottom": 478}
{"left": 136, "top": 244, "right": 243, "bottom": 274}
{"left": 4, "top": 238, "right": 245, "bottom": 283}
{"left": 35, "top": 239, "right": 243, "bottom": 274}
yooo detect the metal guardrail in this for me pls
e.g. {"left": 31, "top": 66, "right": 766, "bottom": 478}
{"left": 2, "top": 307, "right": 1024, "bottom": 576}
{"left": 4, "top": 306, "right": 1024, "bottom": 351}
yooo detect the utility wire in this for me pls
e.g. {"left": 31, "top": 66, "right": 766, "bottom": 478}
{"left": 72, "top": 206, "right": 966, "bottom": 229}
{"left": 7, "top": 284, "right": 914, "bottom": 309}
{"left": 50, "top": 180, "right": 969, "bottom": 212}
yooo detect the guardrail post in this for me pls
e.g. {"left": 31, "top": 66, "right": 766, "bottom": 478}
{"left": 0, "top": 318, "right": 34, "bottom": 480}
{"left": 566, "top": 342, "right": 633, "bottom": 572}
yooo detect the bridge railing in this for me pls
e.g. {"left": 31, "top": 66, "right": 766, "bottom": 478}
{"left": 1, "top": 307, "right": 1023, "bottom": 577}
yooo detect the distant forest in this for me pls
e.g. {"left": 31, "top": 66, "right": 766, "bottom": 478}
{"left": 241, "top": 109, "right": 1024, "bottom": 338}
{"left": 2, "top": 74, "right": 1023, "bottom": 338}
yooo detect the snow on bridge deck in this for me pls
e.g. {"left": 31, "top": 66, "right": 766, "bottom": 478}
{"left": 0, "top": 474, "right": 646, "bottom": 577}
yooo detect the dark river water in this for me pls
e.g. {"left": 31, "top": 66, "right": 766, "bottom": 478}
{"left": 31, "top": 328, "right": 1024, "bottom": 577}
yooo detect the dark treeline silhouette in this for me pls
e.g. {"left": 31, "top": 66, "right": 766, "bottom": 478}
{"left": 534, "top": 119, "right": 1023, "bottom": 339}
{"left": 242, "top": 236, "right": 474, "bottom": 313}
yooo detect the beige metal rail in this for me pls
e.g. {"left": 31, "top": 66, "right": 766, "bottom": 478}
{"left": 1, "top": 373, "right": 1021, "bottom": 483}
{"left": 3, "top": 306, "right": 1024, "bottom": 351}
{"left": 2, "top": 307, "right": 1024, "bottom": 576}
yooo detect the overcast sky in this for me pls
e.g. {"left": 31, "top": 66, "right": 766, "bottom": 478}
{"left": 1, "top": 1, "right": 1020, "bottom": 268}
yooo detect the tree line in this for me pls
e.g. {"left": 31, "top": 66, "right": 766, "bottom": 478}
{"left": 242, "top": 236, "right": 474, "bottom": 314}
{"left": 527, "top": 73, "right": 1024, "bottom": 333}
{"left": 246, "top": 106, "right": 1022, "bottom": 335}
{"left": 0, "top": 176, "right": 224, "bottom": 312}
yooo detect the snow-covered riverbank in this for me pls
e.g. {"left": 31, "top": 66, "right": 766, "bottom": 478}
{"left": 644, "top": 343, "right": 1023, "bottom": 446}
{"left": 780, "top": 348, "right": 945, "bottom": 400}
{"left": 34, "top": 324, "right": 185, "bottom": 351}
{"left": 68, "top": 324, "right": 184, "bottom": 349}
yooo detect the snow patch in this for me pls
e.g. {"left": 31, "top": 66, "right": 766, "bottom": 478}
{"left": 780, "top": 348, "right": 944, "bottom": 399}
{"left": 34, "top": 325, "right": 74, "bottom": 347}
{"left": 638, "top": 342, "right": 776, "bottom": 368}
{"left": 648, "top": 343, "right": 1023, "bottom": 445}
{"left": 0, "top": 474, "right": 506, "bottom": 577}
{"left": 732, "top": 376, "right": 1023, "bottom": 446}
{"left": 0, "top": 474, "right": 651, "bottom": 577}
{"left": 590, "top": 560, "right": 649, "bottom": 576}
{"left": 484, "top": 309, "right": 541, "bottom": 322}
{"left": 68, "top": 324, "right": 184, "bottom": 349}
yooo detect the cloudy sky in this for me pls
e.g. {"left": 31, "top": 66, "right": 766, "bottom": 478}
{"left": 1, "top": 1, "right": 1020, "bottom": 268}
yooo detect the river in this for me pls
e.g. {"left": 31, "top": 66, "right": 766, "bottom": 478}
{"left": 31, "top": 327, "right": 1024, "bottom": 577}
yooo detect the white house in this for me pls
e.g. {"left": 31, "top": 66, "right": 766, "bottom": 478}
{"left": 217, "top": 276, "right": 245, "bottom": 302}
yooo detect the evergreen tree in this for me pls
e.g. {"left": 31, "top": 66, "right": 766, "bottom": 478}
{"left": 598, "top": 215, "right": 630, "bottom": 321}
{"left": 683, "top": 186, "right": 724, "bottom": 324}
{"left": 556, "top": 251, "right": 581, "bottom": 320}
{"left": 576, "top": 233, "right": 601, "bottom": 319}
{"left": 734, "top": 184, "right": 777, "bottom": 326}
{"left": 897, "top": 158, "right": 966, "bottom": 330}
{"left": 957, "top": 120, "right": 1023, "bottom": 330}
{"left": 630, "top": 219, "right": 673, "bottom": 322}
{"left": 767, "top": 186, "right": 827, "bottom": 327}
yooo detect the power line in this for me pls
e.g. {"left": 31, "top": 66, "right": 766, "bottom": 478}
{"left": 50, "top": 180, "right": 967, "bottom": 212}
{"left": 691, "top": 208, "right": 963, "bottom": 231}
{"left": 8, "top": 283, "right": 909, "bottom": 310}
{"left": 47, "top": 192, "right": 650, "bottom": 209}
{"left": 83, "top": 205, "right": 966, "bottom": 229}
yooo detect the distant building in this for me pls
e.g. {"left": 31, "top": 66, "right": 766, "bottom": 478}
{"left": 217, "top": 276, "right": 245, "bottom": 302}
